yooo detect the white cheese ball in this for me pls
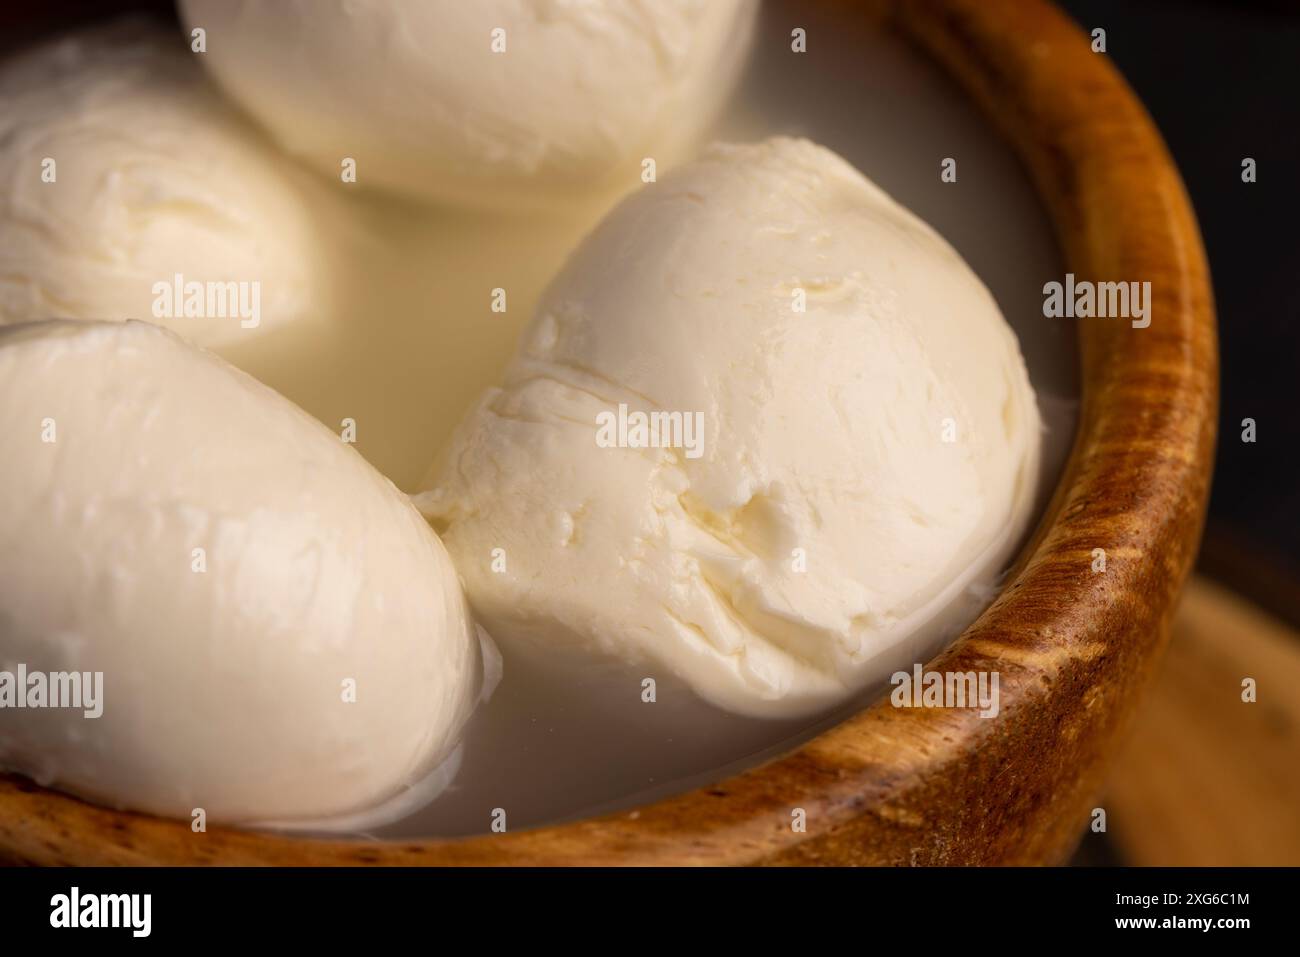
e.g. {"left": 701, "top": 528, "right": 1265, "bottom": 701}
{"left": 421, "top": 138, "right": 1042, "bottom": 719}
{"left": 0, "top": 320, "right": 484, "bottom": 829}
{"left": 0, "top": 20, "right": 329, "bottom": 351}
{"left": 180, "top": 0, "right": 758, "bottom": 208}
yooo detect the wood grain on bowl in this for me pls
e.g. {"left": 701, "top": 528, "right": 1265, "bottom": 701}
{"left": 0, "top": 0, "right": 1217, "bottom": 865}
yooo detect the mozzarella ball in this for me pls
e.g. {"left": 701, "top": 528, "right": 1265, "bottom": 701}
{"left": 420, "top": 138, "right": 1042, "bottom": 718}
{"left": 0, "top": 20, "right": 330, "bottom": 351}
{"left": 180, "top": 0, "right": 758, "bottom": 208}
{"left": 0, "top": 320, "right": 484, "bottom": 828}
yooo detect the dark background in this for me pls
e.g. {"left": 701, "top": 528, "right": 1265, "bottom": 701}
{"left": 1058, "top": 0, "right": 1300, "bottom": 623}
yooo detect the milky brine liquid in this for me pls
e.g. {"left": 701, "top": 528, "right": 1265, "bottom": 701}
{"left": 226, "top": 1, "right": 1078, "bottom": 838}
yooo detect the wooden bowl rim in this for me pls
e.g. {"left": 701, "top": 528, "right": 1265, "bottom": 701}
{"left": 0, "top": 0, "right": 1218, "bottom": 865}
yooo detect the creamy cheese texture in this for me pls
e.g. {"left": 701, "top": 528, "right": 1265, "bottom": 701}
{"left": 180, "top": 0, "right": 758, "bottom": 208}
{"left": 419, "top": 137, "right": 1042, "bottom": 719}
{"left": 0, "top": 320, "right": 486, "bottom": 829}
{"left": 0, "top": 20, "right": 329, "bottom": 351}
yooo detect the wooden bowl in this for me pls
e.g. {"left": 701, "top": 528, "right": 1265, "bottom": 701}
{"left": 0, "top": 0, "right": 1216, "bottom": 865}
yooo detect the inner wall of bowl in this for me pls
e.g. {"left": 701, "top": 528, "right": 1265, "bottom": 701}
{"left": 361, "top": 1, "right": 1078, "bottom": 841}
